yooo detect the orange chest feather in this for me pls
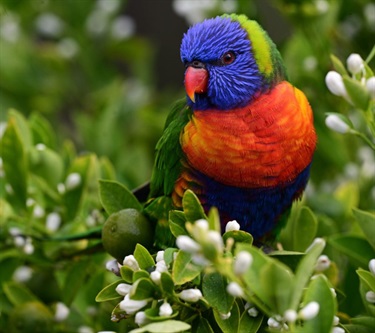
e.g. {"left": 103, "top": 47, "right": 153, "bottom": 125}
{"left": 181, "top": 81, "right": 317, "bottom": 188}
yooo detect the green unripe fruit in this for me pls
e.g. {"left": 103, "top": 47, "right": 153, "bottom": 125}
{"left": 102, "top": 208, "right": 154, "bottom": 262}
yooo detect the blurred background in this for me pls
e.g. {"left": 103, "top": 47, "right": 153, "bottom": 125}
{"left": 0, "top": 0, "right": 374, "bottom": 332}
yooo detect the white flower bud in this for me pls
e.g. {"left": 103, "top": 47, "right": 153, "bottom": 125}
{"left": 150, "top": 270, "right": 161, "bottom": 284}
{"left": 369, "top": 259, "right": 375, "bottom": 276}
{"left": 365, "top": 291, "right": 375, "bottom": 303}
{"left": 234, "top": 251, "right": 253, "bottom": 275}
{"left": 333, "top": 315, "right": 340, "bottom": 326}
{"left": 191, "top": 254, "right": 210, "bottom": 267}
{"left": 332, "top": 327, "right": 345, "bottom": 333}
{"left": 330, "top": 288, "right": 337, "bottom": 298}
{"left": 315, "top": 255, "right": 331, "bottom": 272}
{"left": 105, "top": 259, "right": 120, "bottom": 275}
{"left": 23, "top": 238, "right": 34, "bottom": 255}
{"left": 325, "top": 71, "right": 347, "bottom": 97}
{"left": 119, "top": 294, "right": 148, "bottom": 314}
{"left": 9, "top": 227, "right": 22, "bottom": 237}
{"left": 226, "top": 282, "right": 244, "bottom": 298}
{"left": 178, "top": 289, "right": 203, "bottom": 302}
{"left": 299, "top": 301, "right": 320, "bottom": 320}
{"left": 225, "top": 220, "right": 240, "bottom": 232}
{"left": 306, "top": 238, "right": 326, "bottom": 252}
{"left": 78, "top": 326, "right": 94, "bottom": 333}
{"left": 159, "top": 301, "right": 173, "bottom": 317}
{"left": 123, "top": 255, "right": 140, "bottom": 271}
{"left": 115, "top": 283, "right": 132, "bottom": 296}
{"left": 366, "top": 77, "right": 375, "bottom": 98}
{"left": 26, "top": 198, "right": 35, "bottom": 207}
{"left": 13, "top": 236, "right": 26, "bottom": 247}
{"left": 13, "top": 266, "right": 33, "bottom": 283}
{"left": 134, "top": 311, "right": 147, "bottom": 326}
{"left": 57, "top": 183, "right": 66, "bottom": 194}
{"left": 206, "top": 230, "right": 224, "bottom": 253}
{"left": 247, "top": 307, "right": 258, "bottom": 317}
{"left": 219, "top": 312, "right": 231, "bottom": 320}
{"left": 346, "top": 53, "right": 364, "bottom": 75}
{"left": 55, "top": 302, "right": 70, "bottom": 322}
{"left": 176, "top": 236, "right": 201, "bottom": 254}
{"left": 267, "top": 317, "right": 282, "bottom": 329}
{"left": 33, "top": 205, "right": 45, "bottom": 218}
{"left": 35, "top": 143, "right": 46, "bottom": 151}
{"left": 284, "top": 309, "right": 297, "bottom": 323}
{"left": 65, "top": 173, "right": 82, "bottom": 190}
{"left": 155, "top": 260, "right": 168, "bottom": 273}
{"left": 156, "top": 250, "right": 164, "bottom": 262}
{"left": 194, "top": 219, "right": 209, "bottom": 232}
{"left": 325, "top": 115, "right": 350, "bottom": 134}
{"left": 46, "top": 212, "right": 61, "bottom": 232}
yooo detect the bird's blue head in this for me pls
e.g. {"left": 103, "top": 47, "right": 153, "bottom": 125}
{"left": 180, "top": 14, "right": 286, "bottom": 110}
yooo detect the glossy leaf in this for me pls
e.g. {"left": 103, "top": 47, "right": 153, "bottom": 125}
{"left": 353, "top": 208, "right": 375, "bottom": 250}
{"left": 99, "top": 179, "right": 142, "bottom": 214}
{"left": 95, "top": 280, "right": 123, "bottom": 302}
{"left": 343, "top": 75, "right": 370, "bottom": 110}
{"left": 134, "top": 244, "right": 155, "bottom": 270}
{"left": 3, "top": 281, "right": 39, "bottom": 306}
{"left": 238, "top": 312, "right": 263, "bottom": 333}
{"left": 213, "top": 300, "right": 240, "bottom": 333}
{"left": 160, "top": 272, "right": 175, "bottom": 296}
{"left": 223, "top": 230, "right": 253, "bottom": 246}
{"left": 129, "top": 277, "right": 155, "bottom": 300}
{"left": 207, "top": 207, "right": 221, "bottom": 233}
{"left": 129, "top": 320, "right": 191, "bottom": 333}
{"left": 203, "top": 272, "right": 234, "bottom": 314}
{"left": 194, "top": 317, "right": 215, "bottom": 333}
{"left": 172, "top": 250, "right": 202, "bottom": 285}
{"left": 357, "top": 269, "right": 375, "bottom": 292}
{"left": 330, "top": 54, "right": 348, "bottom": 76}
{"left": 182, "top": 190, "right": 206, "bottom": 222}
{"left": 169, "top": 210, "right": 188, "bottom": 238}
{"left": 120, "top": 265, "right": 134, "bottom": 284}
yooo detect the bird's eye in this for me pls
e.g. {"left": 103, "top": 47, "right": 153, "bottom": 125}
{"left": 221, "top": 51, "right": 236, "bottom": 65}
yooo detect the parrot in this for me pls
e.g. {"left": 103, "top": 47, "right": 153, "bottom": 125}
{"left": 143, "top": 14, "right": 317, "bottom": 246}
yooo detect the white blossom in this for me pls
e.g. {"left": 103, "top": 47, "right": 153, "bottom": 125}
{"left": 33, "top": 205, "right": 45, "bottom": 218}
{"left": 191, "top": 253, "right": 211, "bottom": 267}
{"left": 330, "top": 288, "right": 337, "bottom": 298}
{"left": 110, "top": 16, "right": 135, "bottom": 40}
{"left": 365, "top": 291, "right": 375, "bottom": 303}
{"left": 156, "top": 250, "right": 165, "bottom": 262}
{"left": 226, "top": 282, "right": 244, "bottom": 298}
{"left": 13, "top": 266, "right": 33, "bottom": 282}
{"left": 333, "top": 315, "right": 340, "bottom": 326}
{"left": 225, "top": 220, "right": 240, "bottom": 232}
{"left": 134, "top": 311, "right": 147, "bottom": 326}
{"left": 150, "top": 270, "right": 161, "bottom": 284}
{"left": 57, "top": 183, "right": 66, "bottom": 194}
{"left": 105, "top": 259, "right": 120, "bottom": 275}
{"left": 366, "top": 77, "right": 375, "bottom": 98}
{"left": 57, "top": 38, "right": 79, "bottom": 59}
{"left": 176, "top": 235, "right": 201, "bottom": 254}
{"left": 284, "top": 309, "right": 297, "bottom": 323}
{"left": 346, "top": 53, "right": 364, "bottom": 75}
{"left": 97, "top": 0, "right": 120, "bottom": 13}
{"left": 159, "top": 301, "right": 173, "bottom": 317}
{"left": 35, "top": 13, "right": 64, "bottom": 37}
{"left": 46, "top": 212, "right": 62, "bottom": 232}
{"left": 325, "top": 71, "right": 347, "bottom": 97}
{"left": 0, "top": 14, "right": 20, "bottom": 43}
{"left": 86, "top": 10, "right": 108, "bottom": 36}
{"left": 155, "top": 260, "right": 168, "bottom": 273}
{"left": 65, "top": 173, "right": 82, "bottom": 190}
{"left": 178, "top": 289, "right": 203, "bottom": 303}
{"left": 123, "top": 255, "right": 140, "bottom": 271}
{"left": 115, "top": 283, "right": 132, "bottom": 296}
{"left": 54, "top": 302, "right": 70, "bottom": 322}
{"left": 247, "top": 307, "right": 258, "bottom": 317}
{"left": 119, "top": 294, "right": 148, "bottom": 314}
{"left": 78, "top": 326, "right": 94, "bottom": 333}
{"left": 23, "top": 238, "right": 34, "bottom": 255}
{"left": 315, "top": 255, "right": 331, "bottom": 272}
{"left": 267, "top": 317, "right": 282, "bottom": 329}
{"left": 325, "top": 115, "right": 350, "bottom": 134}
{"left": 299, "top": 301, "right": 320, "bottom": 320}
{"left": 35, "top": 143, "right": 46, "bottom": 151}
{"left": 206, "top": 230, "right": 224, "bottom": 253}
{"left": 234, "top": 251, "right": 253, "bottom": 275}
{"left": 315, "top": 0, "right": 329, "bottom": 14}
{"left": 332, "top": 327, "right": 345, "bottom": 333}
{"left": 13, "top": 236, "right": 26, "bottom": 248}
{"left": 9, "top": 227, "right": 22, "bottom": 237}
{"left": 369, "top": 259, "right": 375, "bottom": 276}
{"left": 219, "top": 312, "right": 231, "bottom": 320}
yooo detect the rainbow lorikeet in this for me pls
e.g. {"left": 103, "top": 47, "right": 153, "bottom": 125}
{"left": 143, "top": 14, "right": 316, "bottom": 245}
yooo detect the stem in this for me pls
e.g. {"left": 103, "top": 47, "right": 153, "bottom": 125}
{"left": 350, "top": 130, "right": 375, "bottom": 150}
{"left": 365, "top": 45, "right": 375, "bottom": 64}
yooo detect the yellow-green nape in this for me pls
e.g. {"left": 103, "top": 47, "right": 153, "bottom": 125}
{"left": 222, "top": 14, "right": 274, "bottom": 78}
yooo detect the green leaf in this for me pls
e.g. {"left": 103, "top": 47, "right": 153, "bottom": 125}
{"left": 99, "top": 179, "right": 142, "bottom": 214}
{"left": 223, "top": 230, "right": 253, "bottom": 247}
{"left": 353, "top": 208, "right": 375, "bottom": 250}
{"left": 129, "top": 320, "right": 191, "bottom": 333}
{"left": 134, "top": 244, "right": 155, "bottom": 270}
{"left": 329, "top": 235, "right": 375, "bottom": 268}
{"left": 300, "top": 275, "right": 336, "bottom": 333}
{"left": 160, "top": 272, "right": 175, "bottom": 296}
{"left": 95, "top": 280, "right": 123, "bottom": 302}
{"left": 269, "top": 251, "right": 304, "bottom": 272}
{"left": 1, "top": 116, "right": 28, "bottom": 207}
{"left": 239, "top": 312, "right": 263, "bottom": 333}
{"left": 182, "top": 190, "right": 206, "bottom": 222}
{"left": 129, "top": 277, "right": 155, "bottom": 300}
{"left": 29, "top": 112, "right": 56, "bottom": 149}
{"left": 334, "top": 181, "right": 359, "bottom": 216}
{"left": 357, "top": 269, "right": 375, "bottom": 292}
{"left": 7, "top": 109, "right": 33, "bottom": 148}
{"left": 207, "top": 207, "right": 221, "bottom": 233}
{"left": 194, "top": 317, "right": 215, "bottom": 333}
{"left": 172, "top": 250, "right": 202, "bottom": 285}
{"left": 144, "top": 307, "right": 179, "bottom": 320}
{"left": 164, "top": 248, "right": 178, "bottom": 266}
{"left": 330, "top": 54, "right": 348, "bottom": 76}
{"left": 290, "top": 238, "right": 325, "bottom": 310}
{"left": 343, "top": 75, "right": 370, "bottom": 110}
{"left": 120, "top": 265, "right": 134, "bottom": 283}
{"left": 203, "top": 272, "right": 234, "bottom": 314}
{"left": 169, "top": 210, "right": 188, "bottom": 238}
{"left": 213, "top": 300, "right": 240, "bottom": 333}
{"left": 3, "top": 281, "right": 39, "bottom": 306}
{"left": 133, "top": 270, "right": 151, "bottom": 282}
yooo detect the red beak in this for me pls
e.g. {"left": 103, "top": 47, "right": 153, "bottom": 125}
{"left": 184, "top": 66, "right": 208, "bottom": 103}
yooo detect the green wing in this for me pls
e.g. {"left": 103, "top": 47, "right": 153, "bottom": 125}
{"left": 149, "top": 98, "right": 192, "bottom": 199}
